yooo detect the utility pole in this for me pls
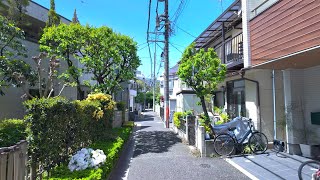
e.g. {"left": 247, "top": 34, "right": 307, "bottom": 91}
{"left": 164, "top": 0, "right": 169, "bottom": 128}
{"left": 153, "top": 48, "right": 156, "bottom": 112}
{"left": 149, "top": 0, "right": 169, "bottom": 128}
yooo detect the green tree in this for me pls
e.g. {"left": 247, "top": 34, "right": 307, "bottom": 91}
{"left": 47, "top": 0, "right": 60, "bottom": 27}
{"left": 177, "top": 43, "right": 226, "bottom": 125}
{"left": 40, "top": 24, "right": 140, "bottom": 96}
{"left": 0, "top": 15, "right": 35, "bottom": 96}
{"left": 39, "top": 23, "right": 85, "bottom": 99}
{"left": 81, "top": 27, "right": 140, "bottom": 94}
{"left": 72, "top": 8, "right": 80, "bottom": 24}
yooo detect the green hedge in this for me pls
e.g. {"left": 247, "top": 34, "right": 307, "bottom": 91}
{"left": 23, "top": 96, "right": 115, "bottom": 174}
{"left": 0, "top": 119, "right": 26, "bottom": 147}
{"left": 49, "top": 127, "right": 132, "bottom": 180}
{"left": 173, "top": 112, "right": 183, "bottom": 128}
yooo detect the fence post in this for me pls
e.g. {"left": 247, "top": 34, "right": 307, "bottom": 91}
{"left": 18, "top": 140, "right": 27, "bottom": 180}
{"left": 198, "top": 126, "right": 205, "bottom": 157}
{"left": 7, "top": 148, "right": 14, "bottom": 180}
{"left": 13, "top": 146, "right": 21, "bottom": 180}
{"left": 186, "top": 115, "right": 189, "bottom": 144}
{"left": 0, "top": 152, "right": 8, "bottom": 180}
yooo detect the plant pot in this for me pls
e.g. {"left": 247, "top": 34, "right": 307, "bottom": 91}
{"left": 300, "top": 144, "right": 320, "bottom": 158}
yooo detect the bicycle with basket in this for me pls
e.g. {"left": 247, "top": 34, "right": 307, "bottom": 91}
{"left": 211, "top": 117, "right": 268, "bottom": 156}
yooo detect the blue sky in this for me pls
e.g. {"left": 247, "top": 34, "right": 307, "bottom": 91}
{"left": 33, "top": 0, "right": 234, "bottom": 79}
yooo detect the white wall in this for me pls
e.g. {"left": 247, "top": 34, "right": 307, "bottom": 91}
{"left": 302, "top": 66, "right": 320, "bottom": 145}
{"left": 283, "top": 66, "right": 320, "bottom": 145}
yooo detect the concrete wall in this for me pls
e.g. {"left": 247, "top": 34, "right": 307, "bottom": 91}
{"left": 303, "top": 66, "right": 320, "bottom": 145}
{"left": 283, "top": 66, "right": 320, "bottom": 145}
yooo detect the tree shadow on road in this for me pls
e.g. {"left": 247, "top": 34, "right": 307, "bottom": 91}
{"left": 134, "top": 114, "right": 154, "bottom": 122}
{"left": 133, "top": 130, "right": 181, "bottom": 157}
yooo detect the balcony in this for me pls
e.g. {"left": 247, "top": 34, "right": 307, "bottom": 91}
{"left": 215, "top": 33, "right": 243, "bottom": 70}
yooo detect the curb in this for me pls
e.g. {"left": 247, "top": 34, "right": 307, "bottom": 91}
{"left": 225, "top": 158, "right": 259, "bottom": 180}
{"left": 107, "top": 127, "right": 134, "bottom": 180}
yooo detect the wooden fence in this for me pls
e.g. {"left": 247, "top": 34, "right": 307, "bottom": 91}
{"left": 0, "top": 140, "right": 28, "bottom": 180}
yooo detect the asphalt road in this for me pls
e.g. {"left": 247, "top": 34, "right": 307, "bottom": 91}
{"left": 109, "top": 111, "right": 249, "bottom": 180}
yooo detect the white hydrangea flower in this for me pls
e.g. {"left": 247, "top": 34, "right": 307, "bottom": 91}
{"left": 68, "top": 148, "right": 107, "bottom": 171}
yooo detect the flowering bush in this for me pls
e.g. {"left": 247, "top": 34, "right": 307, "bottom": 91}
{"left": 86, "top": 93, "right": 116, "bottom": 111}
{"left": 68, "top": 148, "right": 106, "bottom": 172}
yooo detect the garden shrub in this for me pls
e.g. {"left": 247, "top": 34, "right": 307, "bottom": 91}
{"left": 49, "top": 127, "right": 132, "bottom": 180}
{"left": 0, "top": 119, "right": 26, "bottom": 147}
{"left": 173, "top": 112, "right": 184, "bottom": 128}
{"left": 73, "top": 100, "right": 106, "bottom": 142}
{"left": 87, "top": 93, "right": 116, "bottom": 128}
{"left": 24, "top": 97, "right": 78, "bottom": 171}
{"left": 116, "top": 101, "right": 126, "bottom": 111}
{"left": 24, "top": 93, "right": 117, "bottom": 178}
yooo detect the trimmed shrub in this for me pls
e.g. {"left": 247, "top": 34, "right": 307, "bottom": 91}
{"left": 0, "top": 119, "right": 26, "bottom": 147}
{"left": 173, "top": 112, "right": 184, "bottom": 128}
{"left": 73, "top": 100, "right": 106, "bottom": 142}
{"left": 23, "top": 94, "right": 116, "bottom": 177}
{"left": 24, "top": 97, "right": 78, "bottom": 171}
{"left": 116, "top": 101, "right": 126, "bottom": 111}
{"left": 49, "top": 127, "right": 132, "bottom": 180}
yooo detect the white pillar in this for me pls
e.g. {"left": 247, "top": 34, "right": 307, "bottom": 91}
{"left": 242, "top": 0, "right": 251, "bottom": 68}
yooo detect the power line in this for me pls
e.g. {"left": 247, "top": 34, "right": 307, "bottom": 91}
{"left": 147, "top": 0, "right": 153, "bottom": 82}
{"left": 138, "top": 42, "right": 148, "bottom": 47}
{"left": 170, "top": 42, "right": 183, "bottom": 54}
{"left": 174, "top": 23, "right": 197, "bottom": 38}
{"left": 138, "top": 44, "right": 149, "bottom": 51}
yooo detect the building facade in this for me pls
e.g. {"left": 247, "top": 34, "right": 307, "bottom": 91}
{"left": 191, "top": 0, "right": 320, "bottom": 157}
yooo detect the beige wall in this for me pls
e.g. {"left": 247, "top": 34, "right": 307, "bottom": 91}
{"left": 244, "top": 69, "right": 285, "bottom": 142}
{"left": 0, "top": 40, "right": 78, "bottom": 120}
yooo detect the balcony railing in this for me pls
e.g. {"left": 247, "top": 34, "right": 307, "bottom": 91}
{"left": 215, "top": 33, "right": 243, "bottom": 69}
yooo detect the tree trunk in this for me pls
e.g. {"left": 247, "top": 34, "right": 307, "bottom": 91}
{"left": 200, "top": 95, "right": 209, "bottom": 124}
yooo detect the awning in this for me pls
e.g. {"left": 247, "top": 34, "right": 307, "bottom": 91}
{"left": 194, "top": 0, "right": 242, "bottom": 48}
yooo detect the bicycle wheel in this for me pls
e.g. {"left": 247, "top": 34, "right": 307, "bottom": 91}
{"left": 298, "top": 160, "right": 320, "bottom": 180}
{"left": 248, "top": 132, "right": 268, "bottom": 154}
{"left": 213, "top": 133, "right": 235, "bottom": 156}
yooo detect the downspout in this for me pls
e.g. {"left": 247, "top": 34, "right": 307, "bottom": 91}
{"left": 241, "top": 74, "right": 261, "bottom": 131}
{"left": 272, "top": 70, "right": 277, "bottom": 140}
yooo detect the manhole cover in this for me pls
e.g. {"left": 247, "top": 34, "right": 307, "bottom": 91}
{"left": 200, "top": 164, "right": 211, "bottom": 168}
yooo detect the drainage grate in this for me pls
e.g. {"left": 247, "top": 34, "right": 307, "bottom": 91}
{"left": 200, "top": 164, "right": 211, "bottom": 168}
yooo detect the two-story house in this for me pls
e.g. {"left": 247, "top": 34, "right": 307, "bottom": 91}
{"left": 247, "top": 0, "right": 320, "bottom": 157}
{"left": 191, "top": 0, "right": 320, "bottom": 157}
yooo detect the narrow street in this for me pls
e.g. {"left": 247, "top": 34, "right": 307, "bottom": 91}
{"left": 109, "top": 111, "right": 249, "bottom": 180}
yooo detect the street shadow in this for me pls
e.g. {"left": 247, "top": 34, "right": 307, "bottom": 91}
{"left": 134, "top": 114, "right": 155, "bottom": 122}
{"left": 133, "top": 130, "right": 181, "bottom": 157}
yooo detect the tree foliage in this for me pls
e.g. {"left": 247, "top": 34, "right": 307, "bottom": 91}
{"left": 72, "top": 9, "right": 80, "bottom": 24}
{"left": 47, "top": 0, "right": 60, "bottom": 27}
{"left": 0, "top": 15, "right": 34, "bottom": 95}
{"left": 177, "top": 43, "right": 226, "bottom": 124}
{"left": 39, "top": 23, "right": 140, "bottom": 95}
